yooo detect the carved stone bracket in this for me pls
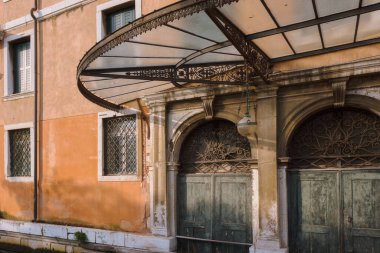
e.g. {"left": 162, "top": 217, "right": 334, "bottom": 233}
{"left": 201, "top": 95, "right": 215, "bottom": 120}
{"left": 331, "top": 77, "right": 349, "bottom": 107}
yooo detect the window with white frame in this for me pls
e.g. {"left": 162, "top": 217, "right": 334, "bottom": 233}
{"left": 96, "top": 0, "right": 141, "bottom": 41}
{"left": 106, "top": 6, "right": 135, "bottom": 34}
{"left": 3, "top": 30, "right": 35, "bottom": 97}
{"left": 98, "top": 111, "right": 141, "bottom": 181}
{"left": 12, "top": 40, "right": 32, "bottom": 94}
{"left": 4, "top": 123, "right": 34, "bottom": 182}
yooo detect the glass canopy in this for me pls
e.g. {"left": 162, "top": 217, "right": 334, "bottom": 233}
{"left": 77, "top": 0, "right": 380, "bottom": 110}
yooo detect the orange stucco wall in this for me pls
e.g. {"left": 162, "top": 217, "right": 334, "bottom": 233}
{"left": 0, "top": 0, "right": 149, "bottom": 233}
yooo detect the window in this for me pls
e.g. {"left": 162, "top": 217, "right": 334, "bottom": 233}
{"left": 98, "top": 111, "right": 142, "bottom": 181}
{"left": 4, "top": 123, "right": 34, "bottom": 182}
{"left": 96, "top": 0, "right": 141, "bottom": 41}
{"left": 106, "top": 6, "right": 135, "bottom": 34}
{"left": 104, "top": 115, "right": 137, "bottom": 175}
{"left": 9, "top": 129, "right": 31, "bottom": 177}
{"left": 12, "top": 40, "right": 32, "bottom": 94}
{"left": 3, "top": 30, "right": 35, "bottom": 98}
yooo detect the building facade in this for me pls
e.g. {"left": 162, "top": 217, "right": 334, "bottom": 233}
{"left": 1, "top": 0, "right": 380, "bottom": 252}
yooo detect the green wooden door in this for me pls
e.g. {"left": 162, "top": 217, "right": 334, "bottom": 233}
{"left": 178, "top": 174, "right": 252, "bottom": 253}
{"left": 342, "top": 171, "right": 380, "bottom": 253}
{"left": 288, "top": 171, "right": 339, "bottom": 253}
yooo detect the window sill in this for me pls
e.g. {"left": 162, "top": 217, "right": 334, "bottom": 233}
{"left": 98, "top": 174, "right": 141, "bottom": 182}
{"left": 3, "top": 91, "right": 34, "bottom": 101}
{"left": 6, "top": 176, "right": 33, "bottom": 182}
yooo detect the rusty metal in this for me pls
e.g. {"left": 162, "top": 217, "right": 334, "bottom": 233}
{"left": 288, "top": 108, "right": 380, "bottom": 169}
{"left": 180, "top": 120, "right": 251, "bottom": 174}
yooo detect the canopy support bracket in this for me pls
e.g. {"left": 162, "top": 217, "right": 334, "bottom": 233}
{"left": 206, "top": 8, "right": 272, "bottom": 83}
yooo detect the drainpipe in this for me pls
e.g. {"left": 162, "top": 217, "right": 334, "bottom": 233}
{"left": 30, "top": 0, "right": 38, "bottom": 222}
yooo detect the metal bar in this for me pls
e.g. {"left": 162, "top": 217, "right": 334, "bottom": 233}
{"left": 260, "top": 0, "right": 296, "bottom": 54}
{"left": 311, "top": 0, "right": 325, "bottom": 48}
{"left": 99, "top": 55, "right": 184, "bottom": 59}
{"left": 287, "top": 167, "right": 380, "bottom": 172}
{"left": 127, "top": 40, "right": 197, "bottom": 51}
{"left": 30, "top": 0, "right": 38, "bottom": 223}
{"left": 246, "top": 3, "right": 380, "bottom": 40}
{"left": 107, "top": 82, "right": 172, "bottom": 99}
{"left": 354, "top": 0, "right": 363, "bottom": 42}
{"left": 165, "top": 24, "right": 219, "bottom": 43}
{"left": 176, "top": 40, "right": 232, "bottom": 67}
{"left": 176, "top": 235, "right": 252, "bottom": 246}
{"left": 89, "top": 80, "right": 149, "bottom": 92}
{"left": 271, "top": 36, "right": 380, "bottom": 62}
{"left": 205, "top": 8, "right": 271, "bottom": 82}
{"left": 82, "top": 61, "right": 245, "bottom": 74}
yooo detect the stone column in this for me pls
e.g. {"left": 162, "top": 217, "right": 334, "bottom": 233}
{"left": 167, "top": 162, "right": 179, "bottom": 236}
{"left": 149, "top": 103, "right": 169, "bottom": 236}
{"left": 255, "top": 87, "right": 287, "bottom": 253}
{"left": 278, "top": 157, "right": 290, "bottom": 249}
{"left": 249, "top": 161, "right": 259, "bottom": 253}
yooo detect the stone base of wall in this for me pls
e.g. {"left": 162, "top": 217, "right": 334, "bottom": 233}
{"left": 0, "top": 219, "right": 176, "bottom": 252}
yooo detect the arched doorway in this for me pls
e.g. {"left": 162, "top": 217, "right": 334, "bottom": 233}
{"left": 177, "top": 120, "right": 252, "bottom": 253}
{"left": 287, "top": 108, "right": 380, "bottom": 252}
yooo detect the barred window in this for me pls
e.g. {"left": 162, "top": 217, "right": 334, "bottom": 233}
{"left": 103, "top": 115, "right": 137, "bottom": 175}
{"left": 9, "top": 128, "right": 31, "bottom": 177}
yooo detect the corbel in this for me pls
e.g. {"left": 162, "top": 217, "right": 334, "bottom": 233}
{"left": 331, "top": 77, "right": 349, "bottom": 108}
{"left": 201, "top": 95, "right": 215, "bottom": 120}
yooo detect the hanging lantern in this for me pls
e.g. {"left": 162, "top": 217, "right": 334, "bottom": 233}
{"left": 237, "top": 115, "right": 256, "bottom": 137}
{"left": 237, "top": 63, "right": 257, "bottom": 137}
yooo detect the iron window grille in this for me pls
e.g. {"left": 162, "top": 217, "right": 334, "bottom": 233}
{"left": 9, "top": 128, "right": 31, "bottom": 177}
{"left": 103, "top": 115, "right": 137, "bottom": 175}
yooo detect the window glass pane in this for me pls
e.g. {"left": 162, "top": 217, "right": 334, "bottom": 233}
{"left": 321, "top": 17, "right": 356, "bottom": 47}
{"left": 9, "top": 128, "right": 31, "bottom": 177}
{"left": 106, "top": 6, "right": 135, "bottom": 34}
{"left": 12, "top": 41, "right": 31, "bottom": 94}
{"left": 315, "top": 0, "right": 359, "bottom": 17}
{"left": 104, "top": 115, "right": 137, "bottom": 175}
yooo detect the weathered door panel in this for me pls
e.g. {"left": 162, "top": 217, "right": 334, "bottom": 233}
{"left": 178, "top": 175, "right": 213, "bottom": 253}
{"left": 288, "top": 171, "right": 339, "bottom": 253}
{"left": 343, "top": 171, "right": 380, "bottom": 253}
{"left": 178, "top": 174, "right": 251, "bottom": 253}
{"left": 213, "top": 175, "right": 252, "bottom": 253}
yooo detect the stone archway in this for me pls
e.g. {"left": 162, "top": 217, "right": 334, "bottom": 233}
{"left": 176, "top": 119, "right": 253, "bottom": 253}
{"left": 287, "top": 107, "right": 380, "bottom": 252}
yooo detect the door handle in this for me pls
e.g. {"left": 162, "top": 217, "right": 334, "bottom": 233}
{"left": 347, "top": 216, "right": 353, "bottom": 224}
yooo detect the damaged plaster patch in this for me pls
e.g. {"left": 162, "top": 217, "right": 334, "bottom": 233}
{"left": 348, "top": 87, "right": 380, "bottom": 100}
{"left": 262, "top": 203, "right": 278, "bottom": 237}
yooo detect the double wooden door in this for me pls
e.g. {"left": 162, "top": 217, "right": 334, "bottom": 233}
{"left": 178, "top": 174, "right": 252, "bottom": 253}
{"left": 288, "top": 170, "right": 380, "bottom": 253}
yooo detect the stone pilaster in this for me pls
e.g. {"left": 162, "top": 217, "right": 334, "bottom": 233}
{"left": 278, "top": 157, "right": 290, "bottom": 250}
{"left": 255, "top": 87, "right": 287, "bottom": 253}
{"left": 149, "top": 103, "right": 169, "bottom": 236}
{"left": 167, "top": 162, "right": 179, "bottom": 236}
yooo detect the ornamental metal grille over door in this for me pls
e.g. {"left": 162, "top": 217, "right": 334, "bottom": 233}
{"left": 287, "top": 108, "right": 380, "bottom": 253}
{"left": 288, "top": 108, "right": 380, "bottom": 169}
{"left": 178, "top": 120, "right": 252, "bottom": 253}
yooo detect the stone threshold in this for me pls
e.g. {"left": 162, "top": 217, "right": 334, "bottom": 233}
{"left": 0, "top": 219, "right": 175, "bottom": 252}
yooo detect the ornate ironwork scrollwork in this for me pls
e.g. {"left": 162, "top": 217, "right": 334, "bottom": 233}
{"left": 205, "top": 8, "right": 272, "bottom": 82}
{"left": 288, "top": 108, "right": 380, "bottom": 169}
{"left": 180, "top": 120, "right": 252, "bottom": 174}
